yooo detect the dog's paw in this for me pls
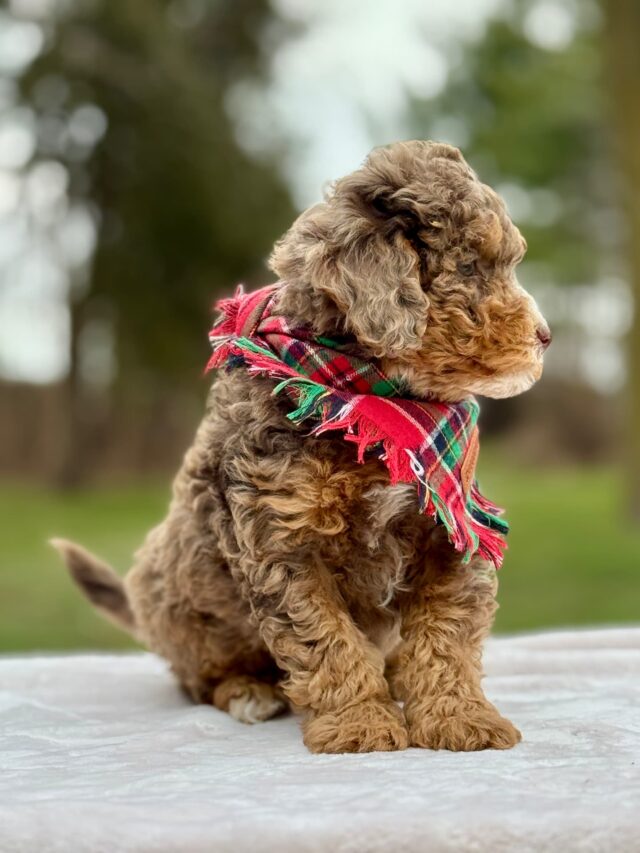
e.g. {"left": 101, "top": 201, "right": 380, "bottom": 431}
{"left": 212, "top": 676, "right": 286, "bottom": 724}
{"left": 406, "top": 699, "right": 521, "bottom": 751}
{"left": 303, "top": 698, "right": 409, "bottom": 754}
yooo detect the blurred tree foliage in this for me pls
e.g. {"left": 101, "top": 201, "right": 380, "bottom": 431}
{"left": 410, "top": 0, "right": 640, "bottom": 514}
{"left": 410, "top": 0, "right": 608, "bottom": 286}
{"left": 17, "top": 0, "right": 294, "bottom": 484}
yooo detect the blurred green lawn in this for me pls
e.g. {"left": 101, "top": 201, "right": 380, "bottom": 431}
{"left": 1, "top": 460, "right": 639, "bottom": 651}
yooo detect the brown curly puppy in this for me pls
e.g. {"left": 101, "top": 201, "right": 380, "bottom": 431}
{"left": 53, "top": 141, "right": 550, "bottom": 754}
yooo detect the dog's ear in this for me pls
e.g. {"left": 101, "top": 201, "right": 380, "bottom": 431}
{"left": 313, "top": 228, "right": 429, "bottom": 358}
{"left": 271, "top": 201, "right": 429, "bottom": 358}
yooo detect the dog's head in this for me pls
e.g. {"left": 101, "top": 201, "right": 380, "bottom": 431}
{"left": 271, "top": 140, "right": 550, "bottom": 402}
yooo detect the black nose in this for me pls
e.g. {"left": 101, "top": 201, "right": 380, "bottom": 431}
{"left": 536, "top": 325, "right": 552, "bottom": 350}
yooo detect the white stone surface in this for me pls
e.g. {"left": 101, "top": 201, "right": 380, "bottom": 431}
{"left": 1, "top": 628, "right": 639, "bottom": 852}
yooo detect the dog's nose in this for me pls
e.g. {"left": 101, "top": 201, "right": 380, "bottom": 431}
{"left": 536, "top": 324, "right": 552, "bottom": 350}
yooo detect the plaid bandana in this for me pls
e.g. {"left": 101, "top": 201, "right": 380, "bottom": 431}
{"left": 207, "top": 284, "right": 508, "bottom": 567}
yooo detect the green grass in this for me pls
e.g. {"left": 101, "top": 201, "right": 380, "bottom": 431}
{"left": 1, "top": 462, "right": 639, "bottom": 651}
{"left": 478, "top": 457, "right": 640, "bottom": 631}
{"left": 0, "top": 482, "right": 167, "bottom": 652}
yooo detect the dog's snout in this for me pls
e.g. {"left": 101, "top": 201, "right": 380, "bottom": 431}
{"left": 536, "top": 324, "right": 552, "bottom": 350}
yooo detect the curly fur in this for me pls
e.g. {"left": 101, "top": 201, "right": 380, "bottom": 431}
{"left": 53, "top": 141, "right": 549, "bottom": 753}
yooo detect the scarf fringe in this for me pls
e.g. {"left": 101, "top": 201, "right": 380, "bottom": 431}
{"left": 207, "top": 338, "right": 507, "bottom": 567}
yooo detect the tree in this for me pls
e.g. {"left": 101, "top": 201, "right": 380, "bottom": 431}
{"left": 602, "top": 0, "right": 640, "bottom": 517}
{"left": 16, "top": 0, "right": 295, "bottom": 484}
{"left": 409, "top": 3, "right": 607, "bottom": 286}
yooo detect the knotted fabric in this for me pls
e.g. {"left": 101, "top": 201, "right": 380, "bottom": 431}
{"left": 207, "top": 284, "right": 508, "bottom": 567}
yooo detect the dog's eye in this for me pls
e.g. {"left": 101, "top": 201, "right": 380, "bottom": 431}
{"left": 457, "top": 261, "right": 476, "bottom": 277}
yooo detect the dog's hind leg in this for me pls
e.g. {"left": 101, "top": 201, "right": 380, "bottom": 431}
{"left": 118, "top": 524, "right": 287, "bottom": 724}
{"left": 144, "top": 599, "right": 287, "bottom": 725}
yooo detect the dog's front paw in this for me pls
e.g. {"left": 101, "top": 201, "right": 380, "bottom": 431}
{"left": 406, "top": 699, "right": 521, "bottom": 751}
{"left": 303, "top": 698, "right": 409, "bottom": 754}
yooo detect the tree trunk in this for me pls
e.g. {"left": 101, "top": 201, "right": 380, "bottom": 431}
{"left": 602, "top": 0, "right": 640, "bottom": 519}
{"left": 52, "top": 295, "right": 88, "bottom": 489}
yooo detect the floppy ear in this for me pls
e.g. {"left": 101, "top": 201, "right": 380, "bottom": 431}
{"left": 271, "top": 204, "right": 429, "bottom": 358}
{"left": 313, "top": 230, "right": 428, "bottom": 357}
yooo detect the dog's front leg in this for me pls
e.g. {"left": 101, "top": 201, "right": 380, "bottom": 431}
{"left": 239, "top": 559, "right": 408, "bottom": 754}
{"left": 394, "top": 551, "right": 521, "bottom": 751}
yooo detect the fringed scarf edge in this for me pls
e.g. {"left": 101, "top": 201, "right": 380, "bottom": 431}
{"left": 207, "top": 336, "right": 507, "bottom": 568}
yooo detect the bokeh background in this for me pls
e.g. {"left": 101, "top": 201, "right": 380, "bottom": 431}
{"left": 1, "top": 0, "right": 639, "bottom": 651}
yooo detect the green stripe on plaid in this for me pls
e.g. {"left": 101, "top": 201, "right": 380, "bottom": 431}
{"left": 207, "top": 283, "right": 508, "bottom": 567}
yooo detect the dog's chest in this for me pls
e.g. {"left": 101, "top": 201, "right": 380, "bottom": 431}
{"left": 215, "top": 372, "right": 436, "bottom": 602}
{"left": 298, "top": 452, "right": 433, "bottom": 609}
{"left": 361, "top": 481, "right": 419, "bottom": 546}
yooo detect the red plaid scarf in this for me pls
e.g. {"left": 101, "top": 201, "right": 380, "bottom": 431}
{"left": 207, "top": 284, "right": 508, "bottom": 567}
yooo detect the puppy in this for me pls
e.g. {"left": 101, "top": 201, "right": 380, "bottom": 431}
{"left": 53, "top": 141, "right": 550, "bottom": 753}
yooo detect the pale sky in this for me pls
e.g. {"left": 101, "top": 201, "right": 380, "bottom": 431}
{"left": 232, "top": 0, "right": 507, "bottom": 206}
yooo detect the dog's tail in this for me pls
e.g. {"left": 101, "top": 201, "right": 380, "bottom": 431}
{"left": 49, "top": 538, "right": 137, "bottom": 636}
